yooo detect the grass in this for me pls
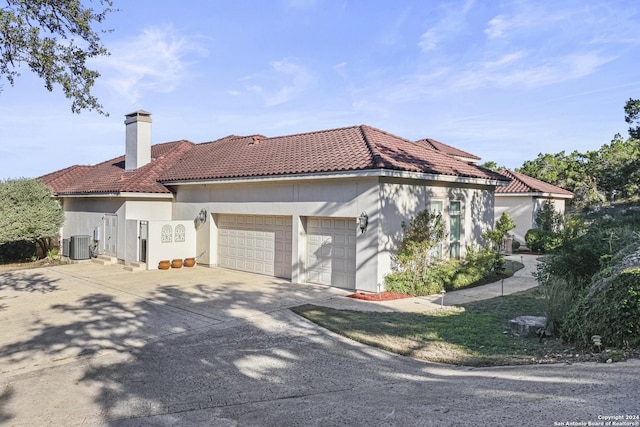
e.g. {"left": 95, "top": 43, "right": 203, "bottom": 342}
{"left": 292, "top": 287, "right": 584, "bottom": 367}
{"left": 448, "top": 258, "right": 524, "bottom": 290}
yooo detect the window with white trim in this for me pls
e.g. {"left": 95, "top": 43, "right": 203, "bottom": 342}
{"left": 430, "top": 200, "right": 444, "bottom": 260}
{"left": 449, "top": 201, "right": 461, "bottom": 259}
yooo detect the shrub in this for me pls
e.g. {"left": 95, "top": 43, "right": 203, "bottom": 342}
{"left": 525, "top": 229, "right": 542, "bottom": 252}
{"left": 0, "top": 240, "right": 37, "bottom": 262}
{"left": 561, "top": 268, "right": 640, "bottom": 349}
{"left": 483, "top": 212, "right": 516, "bottom": 252}
{"left": 385, "top": 208, "right": 446, "bottom": 295}
{"left": 512, "top": 240, "right": 521, "bottom": 252}
{"left": 46, "top": 248, "right": 59, "bottom": 260}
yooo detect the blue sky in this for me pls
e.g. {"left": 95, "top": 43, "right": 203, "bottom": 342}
{"left": 1, "top": 0, "right": 639, "bottom": 179}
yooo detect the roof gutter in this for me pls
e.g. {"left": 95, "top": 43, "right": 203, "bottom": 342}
{"left": 160, "top": 169, "right": 509, "bottom": 187}
{"left": 496, "top": 192, "right": 574, "bottom": 199}
{"left": 51, "top": 192, "right": 175, "bottom": 199}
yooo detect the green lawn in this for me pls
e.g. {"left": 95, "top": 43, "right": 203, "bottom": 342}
{"left": 292, "top": 288, "right": 579, "bottom": 366}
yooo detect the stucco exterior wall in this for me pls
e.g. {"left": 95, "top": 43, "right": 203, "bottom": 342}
{"left": 533, "top": 196, "right": 566, "bottom": 217}
{"left": 171, "top": 177, "right": 496, "bottom": 291}
{"left": 147, "top": 220, "right": 196, "bottom": 269}
{"left": 495, "top": 195, "right": 534, "bottom": 243}
{"left": 59, "top": 197, "right": 172, "bottom": 261}
{"left": 378, "top": 179, "right": 495, "bottom": 285}
{"left": 495, "top": 194, "right": 567, "bottom": 244}
{"left": 61, "top": 198, "right": 124, "bottom": 239}
{"left": 171, "top": 178, "right": 379, "bottom": 290}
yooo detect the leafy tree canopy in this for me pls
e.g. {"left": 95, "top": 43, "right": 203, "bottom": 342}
{"left": 625, "top": 97, "right": 640, "bottom": 139}
{"left": 516, "top": 99, "right": 640, "bottom": 209}
{"left": 478, "top": 161, "right": 505, "bottom": 172}
{"left": 0, "top": 178, "right": 64, "bottom": 254}
{"left": 0, "top": 0, "right": 114, "bottom": 114}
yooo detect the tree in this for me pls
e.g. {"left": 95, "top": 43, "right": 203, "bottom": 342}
{"left": 624, "top": 97, "right": 640, "bottom": 139}
{"left": 0, "top": 178, "right": 64, "bottom": 255}
{"left": 478, "top": 161, "right": 505, "bottom": 172}
{"left": 482, "top": 212, "right": 516, "bottom": 252}
{"left": 525, "top": 199, "right": 564, "bottom": 252}
{"left": 0, "top": 0, "right": 114, "bottom": 114}
{"left": 394, "top": 209, "right": 446, "bottom": 287}
{"left": 586, "top": 133, "right": 640, "bottom": 201}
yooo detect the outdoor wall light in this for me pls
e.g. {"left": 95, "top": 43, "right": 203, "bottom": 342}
{"left": 358, "top": 211, "right": 369, "bottom": 234}
{"left": 591, "top": 335, "right": 602, "bottom": 351}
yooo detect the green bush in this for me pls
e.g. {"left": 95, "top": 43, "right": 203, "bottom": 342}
{"left": 512, "top": 240, "right": 521, "bottom": 252}
{"left": 385, "top": 269, "right": 444, "bottom": 296}
{"left": 385, "top": 208, "right": 447, "bottom": 295}
{"left": 525, "top": 228, "right": 542, "bottom": 252}
{"left": 386, "top": 247, "right": 505, "bottom": 296}
{"left": 0, "top": 240, "right": 37, "bottom": 262}
{"left": 561, "top": 268, "right": 640, "bottom": 349}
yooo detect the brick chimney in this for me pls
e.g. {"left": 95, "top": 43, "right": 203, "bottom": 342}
{"left": 124, "top": 110, "right": 152, "bottom": 171}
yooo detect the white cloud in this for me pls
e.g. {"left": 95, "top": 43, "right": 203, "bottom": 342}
{"left": 484, "top": 14, "right": 510, "bottom": 39}
{"left": 417, "top": 1, "right": 474, "bottom": 52}
{"left": 450, "top": 51, "right": 615, "bottom": 91}
{"left": 97, "top": 26, "right": 208, "bottom": 103}
{"left": 418, "top": 28, "right": 440, "bottom": 52}
{"left": 244, "top": 59, "right": 315, "bottom": 106}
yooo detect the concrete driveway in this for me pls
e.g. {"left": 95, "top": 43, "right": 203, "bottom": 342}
{"left": 0, "top": 263, "right": 638, "bottom": 426}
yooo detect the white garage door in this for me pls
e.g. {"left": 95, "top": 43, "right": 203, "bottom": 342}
{"left": 306, "top": 217, "right": 357, "bottom": 289}
{"left": 218, "top": 215, "right": 292, "bottom": 279}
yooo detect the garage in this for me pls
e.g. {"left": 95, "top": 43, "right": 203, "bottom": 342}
{"left": 217, "top": 215, "right": 292, "bottom": 279}
{"left": 306, "top": 217, "right": 357, "bottom": 289}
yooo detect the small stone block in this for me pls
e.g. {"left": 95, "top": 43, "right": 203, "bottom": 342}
{"left": 509, "top": 316, "right": 547, "bottom": 337}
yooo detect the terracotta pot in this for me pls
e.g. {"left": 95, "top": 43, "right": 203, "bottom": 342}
{"left": 171, "top": 258, "right": 183, "bottom": 269}
{"left": 158, "top": 260, "right": 170, "bottom": 270}
{"left": 183, "top": 257, "right": 196, "bottom": 267}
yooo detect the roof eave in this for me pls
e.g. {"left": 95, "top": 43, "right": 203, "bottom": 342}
{"left": 496, "top": 192, "right": 574, "bottom": 199}
{"left": 52, "top": 191, "right": 174, "bottom": 199}
{"left": 160, "top": 168, "right": 508, "bottom": 187}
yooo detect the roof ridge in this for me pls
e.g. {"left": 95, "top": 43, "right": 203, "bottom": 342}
{"left": 264, "top": 125, "right": 361, "bottom": 141}
{"left": 417, "top": 137, "right": 481, "bottom": 160}
{"left": 498, "top": 169, "right": 573, "bottom": 195}
{"left": 357, "top": 126, "right": 378, "bottom": 168}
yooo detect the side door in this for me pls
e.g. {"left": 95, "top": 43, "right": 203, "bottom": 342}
{"left": 103, "top": 214, "right": 118, "bottom": 256}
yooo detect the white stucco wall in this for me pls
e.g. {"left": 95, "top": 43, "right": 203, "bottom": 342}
{"left": 171, "top": 177, "right": 496, "bottom": 292}
{"left": 495, "top": 194, "right": 534, "bottom": 243}
{"left": 61, "top": 198, "right": 124, "bottom": 238}
{"left": 378, "top": 179, "right": 495, "bottom": 285}
{"left": 147, "top": 220, "right": 196, "bottom": 269}
{"left": 59, "top": 197, "right": 172, "bottom": 261}
{"left": 495, "top": 194, "right": 567, "bottom": 244}
{"left": 172, "top": 178, "right": 378, "bottom": 290}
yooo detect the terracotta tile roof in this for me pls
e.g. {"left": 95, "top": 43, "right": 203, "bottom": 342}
{"left": 159, "top": 125, "right": 507, "bottom": 182}
{"left": 416, "top": 138, "right": 481, "bottom": 161}
{"left": 496, "top": 169, "right": 574, "bottom": 197}
{"left": 41, "top": 140, "right": 194, "bottom": 195}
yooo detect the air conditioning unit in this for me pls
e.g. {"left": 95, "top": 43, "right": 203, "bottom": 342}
{"left": 69, "top": 235, "right": 90, "bottom": 260}
{"left": 62, "top": 238, "right": 70, "bottom": 257}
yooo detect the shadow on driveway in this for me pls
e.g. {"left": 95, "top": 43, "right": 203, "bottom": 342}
{"left": 0, "top": 264, "right": 638, "bottom": 426}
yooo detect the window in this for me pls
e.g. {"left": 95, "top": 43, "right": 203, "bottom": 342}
{"left": 430, "top": 201, "right": 444, "bottom": 260}
{"left": 449, "top": 201, "right": 461, "bottom": 259}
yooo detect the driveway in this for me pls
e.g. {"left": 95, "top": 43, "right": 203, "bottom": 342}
{"left": 0, "top": 263, "right": 638, "bottom": 426}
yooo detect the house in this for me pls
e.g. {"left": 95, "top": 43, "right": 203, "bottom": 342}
{"left": 41, "top": 111, "right": 509, "bottom": 292}
{"left": 494, "top": 169, "right": 574, "bottom": 244}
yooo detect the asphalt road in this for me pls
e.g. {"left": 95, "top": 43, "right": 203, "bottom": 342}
{"left": 0, "top": 263, "right": 638, "bottom": 426}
